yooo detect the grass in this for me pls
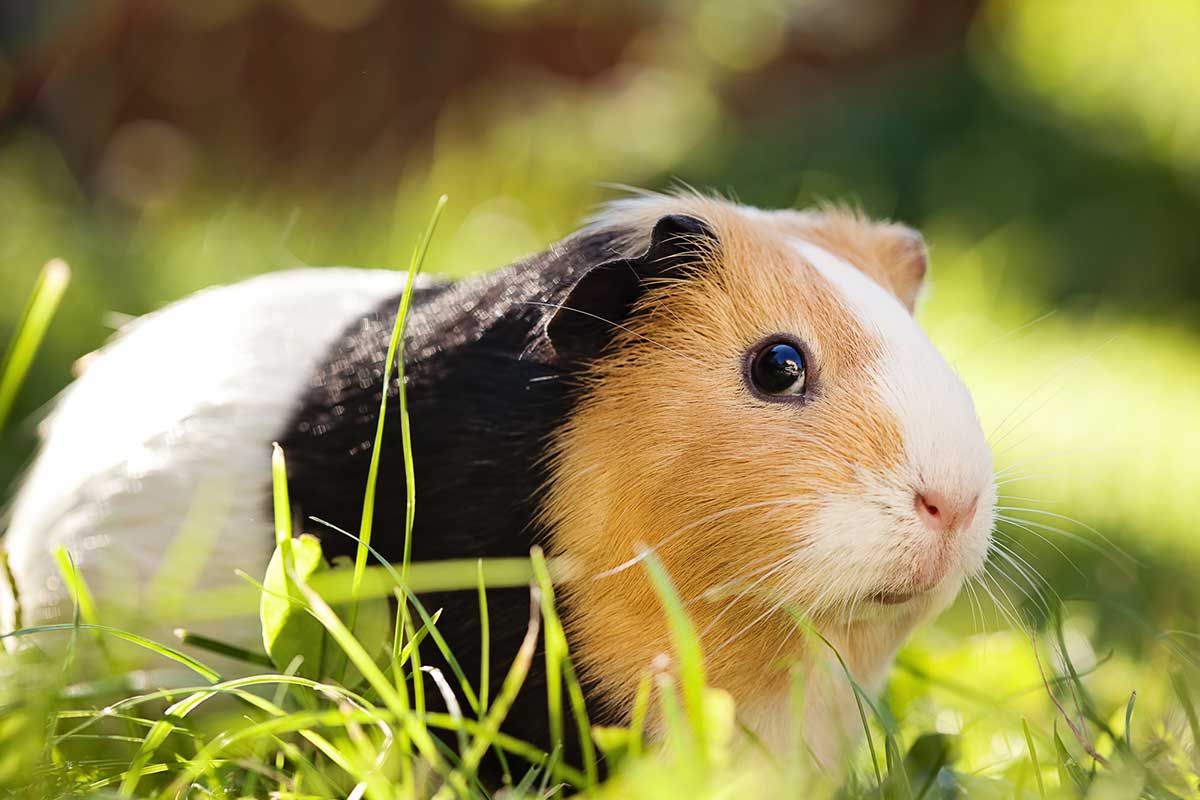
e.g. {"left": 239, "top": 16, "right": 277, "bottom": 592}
{"left": 1, "top": 203, "right": 1199, "bottom": 799}
{"left": 0, "top": 259, "right": 69, "bottom": 434}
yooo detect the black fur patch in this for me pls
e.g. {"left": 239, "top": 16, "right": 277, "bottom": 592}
{"left": 274, "top": 229, "right": 629, "bottom": 774}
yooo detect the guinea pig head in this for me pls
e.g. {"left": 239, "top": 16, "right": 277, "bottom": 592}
{"left": 540, "top": 193, "right": 995, "bottom": 725}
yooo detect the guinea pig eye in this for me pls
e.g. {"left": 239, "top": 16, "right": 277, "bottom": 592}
{"left": 749, "top": 340, "right": 807, "bottom": 397}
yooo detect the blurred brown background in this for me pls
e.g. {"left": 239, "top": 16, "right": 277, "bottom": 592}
{"left": 2, "top": 1, "right": 978, "bottom": 192}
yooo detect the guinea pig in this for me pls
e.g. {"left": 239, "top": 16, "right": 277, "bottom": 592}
{"left": 0, "top": 190, "right": 995, "bottom": 771}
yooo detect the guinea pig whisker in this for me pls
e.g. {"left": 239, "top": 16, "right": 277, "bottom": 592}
{"left": 697, "top": 553, "right": 803, "bottom": 637}
{"left": 992, "top": 471, "right": 1098, "bottom": 487}
{"left": 992, "top": 567, "right": 1052, "bottom": 627}
{"left": 948, "top": 309, "right": 1058, "bottom": 368}
{"left": 987, "top": 337, "right": 1117, "bottom": 451}
{"left": 713, "top": 596, "right": 795, "bottom": 657}
{"left": 520, "top": 300, "right": 704, "bottom": 366}
{"left": 974, "top": 571, "right": 1031, "bottom": 634}
{"left": 595, "top": 498, "right": 809, "bottom": 580}
{"left": 962, "top": 577, "right": 984, "bottom": 636}
{"left": 713, "top": 576, "right": 842, "bottom": 658}
{"left": 965, "top": 575, "right": 997, "bottom": 631}
{"left": 996, "top": 493, "right": 1058, "bottom": 505}
{"left": 841, "top": 573, "right": 873, "bottom": 641}
{"left": 692, "top": 550, "right": 796, "bottom": 606}
{"left": 993, "top": 447, "right": 1115, "bottom": 478}
{"left": 991, "top": 427, "right": 1044, "bottom": 462}
{"left": 988, "top": 540, "right": 1057, "bottom": 613}
{"left": 993, "top": 519, "right": 1087, "bottom": 580}
{"left": 994, "top": 506, "right": 1136, "bottom": 566}
{"left": 995, "top": 505, "right": 1102, "bottom": 536}
{"left": 766, "top": 618, "right": 802, "bottom": 669}
{"left": 986, "top": 565, "right": 1040, "bottom": 629}
{"left": 697, "top": 550, "right": 802, "bottom": 610}
{"left": 996, "top": 515, "right": 1136, "bottom": 581}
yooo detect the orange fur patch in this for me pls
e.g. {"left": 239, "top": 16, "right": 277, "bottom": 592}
{"left": 773, "top": 207, "right": 928, "bottom": 312}
{"left": 542, "top": 193, "right": 918, "bottom": 720}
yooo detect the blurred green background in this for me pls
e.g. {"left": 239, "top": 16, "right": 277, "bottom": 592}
{"left": 0, "top": 0, "right": 1198, "bottom": 782}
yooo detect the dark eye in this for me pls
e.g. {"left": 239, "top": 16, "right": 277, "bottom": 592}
{"left": 750, "top": 341, "right": 807, "bottom": 397}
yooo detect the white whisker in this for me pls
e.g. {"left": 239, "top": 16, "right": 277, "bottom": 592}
{"left": 595, "top": 498, "right": 808, "bottom": 579}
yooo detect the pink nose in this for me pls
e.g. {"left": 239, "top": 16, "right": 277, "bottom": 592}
{"left": 914, "top": 489, "right": 979, "bottom": 535}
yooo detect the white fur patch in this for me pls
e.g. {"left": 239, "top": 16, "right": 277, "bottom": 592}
{"left": 1, "top": 268, "right": 412, "bottom": 658}
{"left": 791, "top": 239, "right": 995, "bottom": 589}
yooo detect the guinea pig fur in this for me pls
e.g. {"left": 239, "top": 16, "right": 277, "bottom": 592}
{"left": 0, "top": 190, "right": 996, "bottom": 772}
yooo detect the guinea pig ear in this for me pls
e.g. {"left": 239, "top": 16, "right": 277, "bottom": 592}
{"left": 546, "top": 214, "right": 715, "bottom": 361}
{"left": 876, "top": 224, "right": 928, "bottom": 313}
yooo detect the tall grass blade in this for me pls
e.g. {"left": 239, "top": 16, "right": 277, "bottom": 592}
{"left": 350, "top": 195, "right": 448, "bottom": 631}
{"left": 271, "top": 444, "right": 293, "bottom": 552}
{"left": 173, "top": 629, "right": 272, "bottom": 667}
{"left": 1124, "top": 690, "right": 1136, "bottom": 752}
{"left": 0, "top": 259, "right": 69, "bottom": 434}
{"left": 641, "top": 549, "right": 708, "bottom": 761}
{"left": 628, "top": 671, "right": 653, "bottom": 759}
{"left": 1171, "top": 672, "right": 1200, "bottom": 770}
{"left": 292, "top": 569, "right": 452, "bottom": 790}
{"left": 446, "top": 584, "right": 541, "bottom": 796}
{"left": 531, "top": 546, "right": 597, "bottom": 786}
{"left": 397, "top": 587, "right": 480, "bottom": 714}
{"left": 52, "top": 546, "right": 99, "bottom": 627}
{"left": 176, "top": 555, "right": 542, "bottom": 621}
{"left": 1022, "top": 718, "right": 1047, "bottom": 799}
{"left": 477, "top": 558, "right": 490, "bottom": 715}
{"left": 0, "top": 623, "right": 219, "bottom": 681}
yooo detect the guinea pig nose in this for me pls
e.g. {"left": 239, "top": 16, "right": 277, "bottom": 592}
{"left": 914, "top": 489, "right": 979, "bottom": 535}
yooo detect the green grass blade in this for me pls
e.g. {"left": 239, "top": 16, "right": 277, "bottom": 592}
{"left": 1022, "top": 718, "right": 1047, "bottom": 799}
{"left": 537, "top": 745, "right": 563, "bottom": 798}
{"left": 1124, "top": 690, "right": 1136, "bottom": 751}
{"left": 885, "top": 732, "right": 913, "bottom": 800}
{"left": 147, "top": 479, "right": 232, "bottom": 618}
{"left": 447, "top": 584, "right": 541, "bottom": 795}
{"left": 350, "top": 195, "right": 448, "bottom": 628}
{"left": 160, "top": 708, "right": 400, "bottom": 799}
{"left": 0, "top": 623, "right": 219, "bottom": 682}
{"left": 1171, "top": 672, "right": 1200, "bottom": 770}
{"left": 421, "top": 713, "right": 585, "bottom": 788}
{"left": 0, "top": 258, "right": 69, "bottom": 434}
{"left": 397, "top": 586, "right": 480, "bottom": 714}
{"left": 641, "top": 549, "right": 708, "bottom": 761}
{"left": 628, "top": 671, "right": 653, "bottom": 760}
{"left": 271, "top": 443, "right": 293, "bottom": 550}
{"left": 397, "top": 196, "right": 447, "bottom": 577}
{"left": 291, "top": 569, "right": 455, "bottom": 791}
{"left": 477, "top": 558, "right": 490, "bottom": 715}
{"left": 402, "top": 602, "right": 426, "bottom": 719}
{"left": 173, "top": 629, "right": 273, "bottom": 667}
{"left": 783, "top": 603, "right": 888, "bottom": 785}
{"left": 531, "top": 546, "right": 596, "bottom": 786}
{"left": 172, "top": 555, "right": 544, "bottom": 621}
{"left": 52, "top": 546, "right": 99, "bottom": 626}
{"left": 397, "top": 607, "right": 440, "bottom": 665}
